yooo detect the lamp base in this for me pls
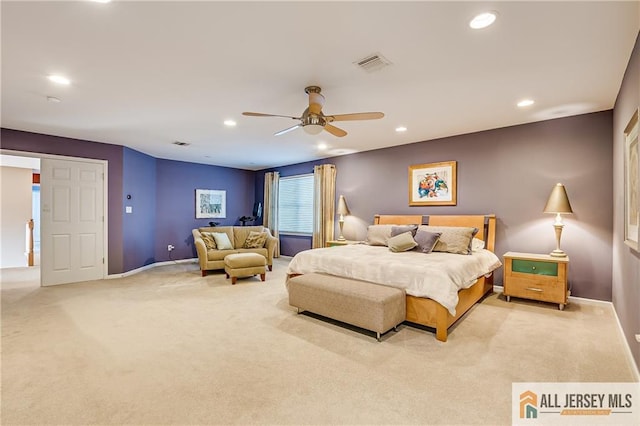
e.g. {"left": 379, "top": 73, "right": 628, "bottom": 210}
{"left": 550, "top": 220, "right": 567, "bottom": 257}
{"left": 338, "top": 218, "right": 345, "bottom": 241}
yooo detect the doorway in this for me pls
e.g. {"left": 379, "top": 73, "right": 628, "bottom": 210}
{"left": 0, "top": 152, "right": 108, "bottom": 286}
{"left": 0, "top": 154, "right": 40, "bottom": 270}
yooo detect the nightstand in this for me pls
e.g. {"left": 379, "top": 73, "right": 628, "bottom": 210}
{"left": 325, "top": 240, "right": 360, "bottom": 247}
{"left": 502, "top": 251, "right": 569, "bottom": 310}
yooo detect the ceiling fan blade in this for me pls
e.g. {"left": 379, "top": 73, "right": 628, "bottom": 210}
{"left": 242, "top": 112, "right": 300, "bottom": 120}
{"left": 323, "top": 124, "right": 347, "bottom": 137}
{"left": 308, "top": 92, "right": 325, "bottom": 115}
{"left": 327, "top": 112, "right": 385, "bottom": 122}
{"left": 274, "top": 124, "right": 302, "bottom": 136}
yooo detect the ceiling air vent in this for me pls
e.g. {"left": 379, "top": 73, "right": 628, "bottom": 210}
{"left": 173, "top": 141, "right": 190, "bottom": 147}
{"left": 354, "top": 53, "right": 392, "bottom": 73}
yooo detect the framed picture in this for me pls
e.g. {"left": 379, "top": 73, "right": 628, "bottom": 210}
{"left": 624, "top": 108, "right": 639, "bottom": 251}
{"left": 408, "top": 161, "right": 457, "bottom": 206}
{"left": 195, "top": 189, "right": 226, "bottom": 219}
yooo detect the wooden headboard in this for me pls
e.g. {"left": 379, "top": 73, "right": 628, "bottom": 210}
{"left": 373, "top": 214, "right": 496, "bottom": 252}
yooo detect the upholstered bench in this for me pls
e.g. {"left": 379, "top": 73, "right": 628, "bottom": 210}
{"left": 287, "top": 273, "right": 406, "bottom": 341}
{"left": 224, "top": 253, "right": 266, "bottom": 284}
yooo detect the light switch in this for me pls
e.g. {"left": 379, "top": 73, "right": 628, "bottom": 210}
{"left": 125, "top": 206, "right": 132, "bottom": 214}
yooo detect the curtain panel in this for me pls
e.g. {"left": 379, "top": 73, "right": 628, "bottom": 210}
{"left": 263, "top": 171, "right": 280, "bottom": 257}
{"left": 312, "top": 164, "right": 336, "bottom": 248}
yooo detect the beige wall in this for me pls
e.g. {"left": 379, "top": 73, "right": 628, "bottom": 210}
{"left": 0, "top": 166, "right": 33, "bottom": 268}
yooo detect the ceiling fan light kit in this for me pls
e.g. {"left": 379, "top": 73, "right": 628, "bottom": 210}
{"left": 303, "top": 124, "right": 324, "bottom": 135}
{"left": 243, "top": 86, "right": 384, "bottom": 138}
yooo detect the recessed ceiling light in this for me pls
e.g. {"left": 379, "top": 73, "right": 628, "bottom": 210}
{"left": 223, "top": 119, "right": 237, "bottom": 127}
{"left": 92, "top": 0, "right": 112, "bottom": 3}
{"left": 395, "top": 126, "right": 407, "bottom": 133}
{"left": 317, "top": 143, "right": 328, "bottom": 150}
{"left": 47, "top": 75, "right": 70, "bottom": 85}
{"left": 517, "top": 99, "right": 535, "bottom": 107}
{"left": 327, "top": 148, "right": 358, "bottom": 156}
{"left": 469, "top": 12, "right": 497, "bottom": 29}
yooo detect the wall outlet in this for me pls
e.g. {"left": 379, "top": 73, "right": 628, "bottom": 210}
{"left": 167, "top": 244, "right": 175, "bottom": 252}
{"left": 635, "top": 334, "right": 640, "bottom": 343}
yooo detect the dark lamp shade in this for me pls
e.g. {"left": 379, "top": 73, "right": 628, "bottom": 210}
{"left": 543, "top": 183, "right": 573, "bottom": 214}
{"left": 337, "top": 195, "right": 350, "bottom": 216}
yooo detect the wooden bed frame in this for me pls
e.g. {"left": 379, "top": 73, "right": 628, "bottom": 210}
{"left": 373, "top": 214, "right": 497, "bottom": 342}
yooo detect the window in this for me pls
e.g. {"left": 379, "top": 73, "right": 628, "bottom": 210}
{"left": 278, "top": 174, "right": 313, "bottom": 235}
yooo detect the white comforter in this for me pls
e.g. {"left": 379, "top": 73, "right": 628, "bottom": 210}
{"left": 286, "top": 244, "right": 502, "bottom": 315}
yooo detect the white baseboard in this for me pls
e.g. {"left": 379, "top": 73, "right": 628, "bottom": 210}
{"left": 493, "top": 285, "right": 612, "bottom": 307}
{"left": 492, "top": 285, "right": 640, "bottom": 381}
{"left": 611, "top": 304, "right": 640, "bottom": 382}
{"left": 107, "top": 258, "right": 197, "bottom": 279}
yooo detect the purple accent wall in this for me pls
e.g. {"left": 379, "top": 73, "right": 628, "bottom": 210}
{"left": 0, "top": 129, "right": 125, "bottom": 274}
{"left": 1, "top": 129, "right": 257, "bottom": 274}
{"left": 612, "top": 31, "right": 639, "bottom": 370}
{"left": 256, "top": 111, "right": 614, "bottom": 302}
{"left": 279, "top": 233, "right": 315, "bottom": 256}
{"left": 155, "top": 159, "right": 255, "bottom": 261}
{"left": 123, "top": 147, "right": 157, "bottom": 271}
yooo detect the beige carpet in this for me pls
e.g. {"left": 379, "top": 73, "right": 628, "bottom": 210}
{"left": 1, "top": 258, "right": 637, "bottom": 425}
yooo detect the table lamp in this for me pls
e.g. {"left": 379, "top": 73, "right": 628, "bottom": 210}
{"left": 337, "top": 195, "right": 350, "bottom": 241}
{"left": 543, "top": 183, "right": 573, "bottom": 257}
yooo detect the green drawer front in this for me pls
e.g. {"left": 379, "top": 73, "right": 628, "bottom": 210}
{"left": 512, "top": 259, "right": 558, "bottom": 276}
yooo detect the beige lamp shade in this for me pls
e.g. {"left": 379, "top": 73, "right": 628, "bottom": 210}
{"left": 337, "top": 195, "right": 350, "bottom": 216}
{"left": 543, "top": 183, "right": 573, "bottom": 214}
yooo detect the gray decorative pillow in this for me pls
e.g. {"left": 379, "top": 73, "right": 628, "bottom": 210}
{"left": 413, "top": 230, "right": 441, "bottom": 254}
{"left": 212, "top": 232, "right": 234, "bottom": 250}
{"left": 387, "top": 232, "right": 418, "bottom": 253}
{"left": 243, "top": 231, "right": 267, "bottom": 249}
{"left": 420, "top": 226, "right": 478, "bottom": 255}
{"left": 391, "top": 225, "right": 418, "bottom": 237}
{"left": 366, "top": 225, "right": 394, "bottom": 246}
{"left": 200, "top": 232, "right": 217, "bottom": 250}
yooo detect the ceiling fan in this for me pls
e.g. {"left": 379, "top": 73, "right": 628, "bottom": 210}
{"left": 242, "top": 86, "right": 384, "bottom": 137}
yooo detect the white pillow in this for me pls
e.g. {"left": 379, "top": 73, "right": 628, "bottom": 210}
{"left": 419, "top": 225, "right": 478, "bottom": 255}
{"left": 472, "top": 238, "right": 485, "bottom": 251}
{"left": 212, "top": 232, "right": 233, "bottom": 250}
{"left": 366, "top": 225, "right": 394, "bottom": 246}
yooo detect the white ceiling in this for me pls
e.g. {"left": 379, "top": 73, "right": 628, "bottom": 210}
{"left": 2, "top": 1, "right": 638, "bottom": 171}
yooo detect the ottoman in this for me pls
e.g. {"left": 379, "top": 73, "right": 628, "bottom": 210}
{"left": 287, "top": 273, "right": 406, "bottom": 341}
{"left": 224, "top": 253, "right": 267, "bottom": 284}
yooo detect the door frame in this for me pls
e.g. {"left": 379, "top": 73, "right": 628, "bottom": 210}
{"left": 0, "top": 149, "right": 109, "bottom": 283}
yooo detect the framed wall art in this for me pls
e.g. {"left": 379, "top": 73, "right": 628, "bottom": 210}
{"left": 408, "top": 161, "right": 457, "bottom": 206}
{"left": 195, "top": 189, "right": 226, "bottom": 219}
{"left": 624, "top": 108, "right": 639, "bottom": 251}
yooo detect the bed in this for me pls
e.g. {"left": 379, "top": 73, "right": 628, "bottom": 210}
{"left": 286, "top": 214, "right": 501, "bottom": 341}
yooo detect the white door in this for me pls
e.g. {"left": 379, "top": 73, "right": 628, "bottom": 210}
{"left": 40, "top": 158, "right": 105, "bottom": 286}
